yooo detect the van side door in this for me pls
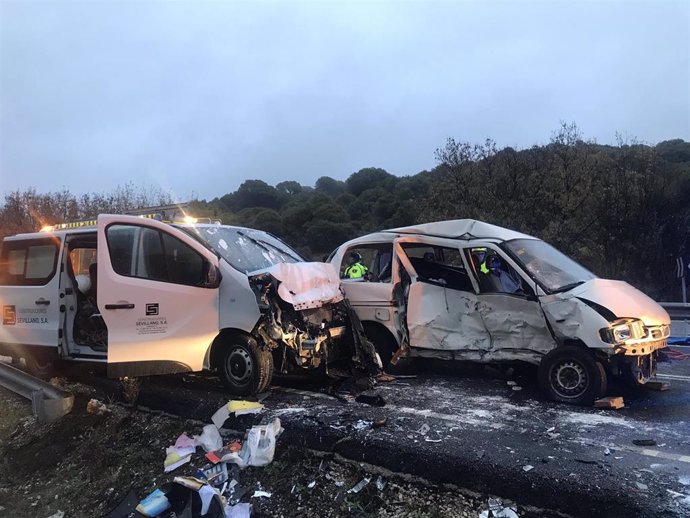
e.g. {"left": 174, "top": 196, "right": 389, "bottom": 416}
{"left": 395, "top": 237, "right": 491, "bottom": 353}
{"left": 0, "top": 236, "right": 62, "bottom": 350}
{"left": 97, "top": 215, "right": 221, "bottom": 377}
{"left": 463, "top": 244, "right": 556, "bottom": 360}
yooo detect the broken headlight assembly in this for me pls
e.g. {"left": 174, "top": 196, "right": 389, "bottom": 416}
{"left": 599, "top": 318, "right": 647, "bottom": 344}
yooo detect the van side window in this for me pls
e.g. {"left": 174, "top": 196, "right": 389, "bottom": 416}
{"left": 341, "top": 244, "right": 393, "bottom": 282}
{"left": 464, "top": 247, "right": 529, "bottom": 296}
{"left": 0, "top": 238, "right": 60, "bottom": 286}
{"left": 106, "top": 225, "right": 206, "bottom": 286}
{"left": 400, "top": 243, "right": 473, "bottom": 292}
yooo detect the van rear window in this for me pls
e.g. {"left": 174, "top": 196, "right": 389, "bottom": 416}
{"left": 0, "top": 238, "right": 61, "bottom": 286}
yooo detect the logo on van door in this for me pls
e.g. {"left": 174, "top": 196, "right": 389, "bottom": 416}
{"left": 146, "top": 303, "right": 159, "bottom": 316}
{"left": 3, "top": 305, "right": 16, "bottom": 325}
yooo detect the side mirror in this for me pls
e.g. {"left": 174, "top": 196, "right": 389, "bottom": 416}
{"left": 203, "top": 263, "right": 221, "bottom": 289}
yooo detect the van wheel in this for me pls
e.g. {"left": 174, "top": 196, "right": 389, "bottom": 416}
{"left": 23, "top": 355, "right": 58, "bottom": 379}
{"left": 219, "top": 336, "right": 273, "bottom": 396}
{"left": 538, "top": 346, "right": 607, "bottom": 405}
{"left": 362, "top": 324, "right": 396, "bottom": 368}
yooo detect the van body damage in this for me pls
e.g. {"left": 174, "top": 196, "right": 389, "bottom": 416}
{"left": 249, "top": 262, "right": 380, "bottom": 376}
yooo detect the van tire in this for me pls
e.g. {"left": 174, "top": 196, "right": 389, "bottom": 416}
{"left": 538, "top": 346, "right": 607, "bottom": 405}
{"left": 218, "top": 336, "right": 273, "bottom": 396}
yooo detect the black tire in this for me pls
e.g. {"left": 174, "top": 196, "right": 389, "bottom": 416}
{"left": 22, "top": 354, "right": 59, "bottom": 379}
{"left": 538, "top": 346, "right": 607, "bottom": 405}
{"left": 218, "top": 336, "right": 273, "bottom": 396}
{"left": 362, "top": 324, "right": 396, "bottom": 368}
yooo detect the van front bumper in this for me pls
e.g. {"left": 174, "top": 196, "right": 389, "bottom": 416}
{"left": 613, "top": 338, "right": 668, "bottom": 356}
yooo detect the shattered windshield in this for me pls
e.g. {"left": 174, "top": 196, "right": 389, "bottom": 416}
{"left": 505, "top": 239, "right": 596, "bottom": 293}
{"left": 183, "top": 225, "right": 303, "bottom": 274}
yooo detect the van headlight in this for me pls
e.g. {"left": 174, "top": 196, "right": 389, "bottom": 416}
{"left": 600, "top": 319, "right": 646, "bottom": 344}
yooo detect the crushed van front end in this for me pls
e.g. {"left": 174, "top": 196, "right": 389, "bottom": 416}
{"left": 249, "top": 262, "right": 381, "bottom": 378}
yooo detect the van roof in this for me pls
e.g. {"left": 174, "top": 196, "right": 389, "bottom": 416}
{"left": 384, "top": 219, "right": 534, "bottom": 241}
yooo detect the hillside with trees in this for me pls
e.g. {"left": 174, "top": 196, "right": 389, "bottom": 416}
{"left": 2, "top": 124, "right": 688, "bottom": 300}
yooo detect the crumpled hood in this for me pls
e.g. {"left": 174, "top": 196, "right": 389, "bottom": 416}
{"left": 569, "top": 279, "right": 670, "bottom": 326}
{"left": 260, "top": 262, "right": 344, "bottom": 310}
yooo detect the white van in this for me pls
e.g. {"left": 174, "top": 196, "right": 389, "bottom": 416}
{"left": 330, "top": 219, "right": 671, "bottom": 405}
{"left": 0, "top": 214, "right": 379, "bottom": 395}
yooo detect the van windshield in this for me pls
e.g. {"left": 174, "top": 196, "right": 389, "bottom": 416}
{"left": 504, "top": 239, "right": 596, "bottom": 293}
{"left": 183, "top": 226, "right": 303, "bottom": 274}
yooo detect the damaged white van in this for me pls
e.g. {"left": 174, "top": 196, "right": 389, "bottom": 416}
{"left": 0, "top": 215, "right": 379, "bottom": 395}
{"left": 330, "top": 220, "right": 671, "bottom": 405}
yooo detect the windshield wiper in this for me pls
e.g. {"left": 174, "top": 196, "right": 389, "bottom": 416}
{"left": 551, "top": 281, "right": 586, "bottom": 293}
{"left": 237, "top": 231, "right": 300, "bottom": 261}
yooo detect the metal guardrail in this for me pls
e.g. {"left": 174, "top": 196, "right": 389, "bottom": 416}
{"left": 660, "top": 302, "right": 690, "bottom": 344}
{"left": 0, "top": 362, "right": 74, "bottom": 422}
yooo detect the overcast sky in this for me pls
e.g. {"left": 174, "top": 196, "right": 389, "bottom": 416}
{"left": 1, "top": 0, "right": 688, "bottom": 201}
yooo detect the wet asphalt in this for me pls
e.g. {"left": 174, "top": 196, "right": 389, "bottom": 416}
{"left": 72, "top": 346, "right": 690, "bottom": 518}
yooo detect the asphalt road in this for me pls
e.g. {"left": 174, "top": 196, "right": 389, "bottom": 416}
{"left": 73, "top": 346, "right": 690, "bottom": 518}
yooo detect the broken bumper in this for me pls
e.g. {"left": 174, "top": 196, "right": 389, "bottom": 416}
{"left": 613, "top": 338, "right": 668, "bottom": 356}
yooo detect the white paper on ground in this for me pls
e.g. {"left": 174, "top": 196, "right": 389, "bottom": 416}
{"left": 225, "top": 502, "right": 251, "bottom": 518}
{"left": 198, "top": 484, "right": 216, "bottom": 516}
{"left": 164, "top": 455, "right": 191, "bottom": 473}
{"left": 212, "top": 405, "right": 231, "bottom": 429}
{"left": 252, "top": 491, "right": 272, "bottom": 498}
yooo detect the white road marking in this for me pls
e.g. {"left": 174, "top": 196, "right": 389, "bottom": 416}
{"left": 656, "top": 373, "right": 690, "bottom": 382}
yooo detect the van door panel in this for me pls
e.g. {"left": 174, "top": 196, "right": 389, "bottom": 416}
{"left": 97, "top": 215, "right": 220, "bottom": 377}
{"left": 0, "top": 237, "right": 62, "bottom": 350}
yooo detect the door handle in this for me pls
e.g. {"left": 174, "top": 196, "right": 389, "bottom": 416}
{"left": 104, "top": 303, "right": 135, "bottom": 310}
{"left": 35, "top": 299, "right": 50, "bottom": 306}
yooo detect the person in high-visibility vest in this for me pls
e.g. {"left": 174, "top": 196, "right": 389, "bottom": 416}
{"left": 344, "top": 252, "right": 368, "bottom": 279}
{"left": 472, "top": 248, "right": 490, "bottom": 274}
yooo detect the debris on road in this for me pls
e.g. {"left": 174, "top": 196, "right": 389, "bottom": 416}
{"left": 594, "top": 396, "right": 625, "bottom": 409}
{"left": 373, "top": 416, "right": 388, "bottom": 428}
{"left": 135, "top": 488, "right": 170, "bottom": 516}
{"left": 355, "top": 390, "right": 386, "bottom": 407}
{"left": 252, "top": 490, "right": 272, "bottom": 498}
{"left": 479, "top": 497, "right": 520, "bottom": 518}
{"left": 376, "top": 475, "right": 387, "bottom": 491}
{"left": 86, "top": 398, "right": 109, "bottom": 415}
{"left": 225, "top": 502, "right": 251, "bottom": 518}
{"left": 416, "top": 423, "right": 430, "bottom": 435}
{"left": 633, "top": 439, "right": 657, "bottom": 446}
{"left": 522, "top": 465, "right": 534, "bottom": 472}
{"left": 646, "top": 380, "right": 671, "bottom": 391}
{"left": 347, "top": 476, "right": 371, "bottom": 493}
{"left": 195, "top": 424, "right": 223, "bottom": 453}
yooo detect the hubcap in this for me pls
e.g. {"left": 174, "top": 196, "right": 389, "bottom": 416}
{"left": 551, "top": 360, "right": 588, "bottom": 399}
{"left": 227, "top": 347, "right": 253, "bottom": 385}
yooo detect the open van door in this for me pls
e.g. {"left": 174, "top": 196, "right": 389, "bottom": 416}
{"left": 394, "top": 238, "right": 491, "bottom": 355}
{"left": 97, "top": 215, "right": 221, "bottom": 377}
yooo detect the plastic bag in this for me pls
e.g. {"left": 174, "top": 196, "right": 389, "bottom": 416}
{"left": 241, "top": 418, "right": 282, "bottom": 467}
{"left": 195, "top": 424, "right": 223, "bottom": 453}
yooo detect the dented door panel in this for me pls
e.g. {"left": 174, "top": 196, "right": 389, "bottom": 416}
{"left": 476, "top": 293, "right": 556, "bottom": 358}
{"left": 407, "top": 282, "right": 490, "bottom": 350}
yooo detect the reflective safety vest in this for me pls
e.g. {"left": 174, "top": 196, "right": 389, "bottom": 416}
{"left": 345, "top": 262, "right": 368, "bottom": 279}
{"left": 480, "top": 261, "right": 489, "bottom": 274}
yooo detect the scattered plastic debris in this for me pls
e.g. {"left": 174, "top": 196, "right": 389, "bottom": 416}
{"left": 195, "top": 424, "right": 224, "bottom": 453}
{"left": 307, "top": 480, "right": 316, "bottom": 489}
{"left": 46, "top": 512, "right": 65, "bottom": 518}
{"left": 86, "top": 398, "right": 109, "bottom": 415}
{"left": 376, "top": 476, "right": 387, "bottom": 491}
{"left": 353, "top": 420, "right": 372, "bottom": 430}
{"left": 511, "top": 386, "right": 522, "bottom": 391}
{"left": 135, "top": 488, "right": 170, "bottom": 517}
{"left": 480, "top": 497, "right": 519, "bottom": 518}
{"left": 224, "top": 502, "right": 251, "bottom": 518}
{"left": 206, "top": 441, "right": 243, "bottom": 464}
{"left": 604, "top": 448, "right": 611, "bottom": 456}
{"left": 252, "top": 490, "right": 272, "bottom": 498}
{"left": 522, "top": 465, "right": 534, "bottom": 472}
{"left": 635, "top": 482, "right": 648, "bottom": 491}
{"left": 164, "top": 447, "right": 192, "bottom": 473}
{"left": 506, "top": 381, "right": 517, "bottom": 386}
{"left": 347, "top": 477, "right": 371, "bottom": 493}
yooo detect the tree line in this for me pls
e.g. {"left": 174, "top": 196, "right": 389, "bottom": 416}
{"left": 2, "top": 124, "right": 688, "bottom": 300}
